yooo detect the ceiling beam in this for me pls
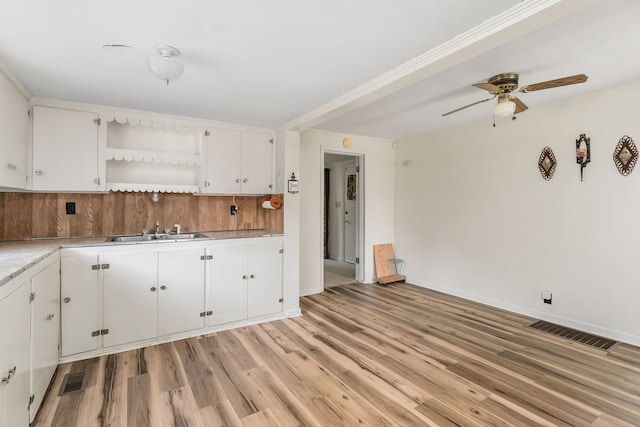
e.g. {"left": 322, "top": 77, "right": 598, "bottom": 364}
{"left": 283, "top": 0, "right": 604, "bottom": 133}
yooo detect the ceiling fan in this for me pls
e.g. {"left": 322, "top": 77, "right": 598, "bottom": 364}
{"left": 442, "top": 72, "right": 588, "bottom": 118}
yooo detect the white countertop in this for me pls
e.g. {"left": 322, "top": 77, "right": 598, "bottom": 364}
{"left": 0, "top": 230, "right": 282, "bottom": 287}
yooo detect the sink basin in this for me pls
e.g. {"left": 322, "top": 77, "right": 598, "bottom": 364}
{"left": 161, "top": 233, "right": 203, "bottom": 240}
{"left": 108, "top": 233, "right": 205, "bottom": 242}
{"left": 109, "top": 235, "right": 156, "bottom": 242}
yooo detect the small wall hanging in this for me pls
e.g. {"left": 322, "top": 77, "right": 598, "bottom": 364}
{"left": 613, "top": 135, "right": 638, "bottom": 176}
{"left": 538, "top": 146, "right": 557, "bottom": 181}
{"left": 575, "top": 133, "right": 591, "bottom": 182}
{"left": 288, "top": 173, "right": 299, "bottom": 193}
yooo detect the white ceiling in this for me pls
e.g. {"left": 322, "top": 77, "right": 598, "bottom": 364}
{"left": 2, "top": 0, "right": 639, "bottom": 140}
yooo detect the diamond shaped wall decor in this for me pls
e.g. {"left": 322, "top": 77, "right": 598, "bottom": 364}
{"left": 538, "top": 146, "right": 557, "bottom": 181}
{"left": 613, "top": 135, "right": 638, "bottom": 176}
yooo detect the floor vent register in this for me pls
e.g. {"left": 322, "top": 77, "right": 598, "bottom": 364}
{"left": 529, "top": 320, "right": 618, "bottom": 351}
{"left": 58, "top": 370, "right": 88, "bottom": 396}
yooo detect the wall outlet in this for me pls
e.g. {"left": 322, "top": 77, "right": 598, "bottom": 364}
{"left": 230, "top": 205, "right": 237, "bottom": 215}
{"left": 542, "top": 290, "right": 552, "bottom": 304}
{"left": 65, "top": 202, "right": 76, "bottom": 215}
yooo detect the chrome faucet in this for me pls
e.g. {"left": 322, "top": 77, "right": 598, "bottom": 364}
{"left": 155, "top": 221, "right": 160, "bottom": 235}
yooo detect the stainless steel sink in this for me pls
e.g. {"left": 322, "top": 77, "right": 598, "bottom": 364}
{"left": 108, "top": 233, "right": 205, "bottom": 242}
{"left": 110, "top": 235, "right": 156, "bottom": 242}
{"left": 160, "top": 233, "right": 203, "bottom": 240}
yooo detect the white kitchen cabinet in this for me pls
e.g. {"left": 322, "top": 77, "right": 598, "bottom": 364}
{"left": 102, "top": 249, "right": 158, "bottom": 348}
{"left": 207, "top": 243, "right": 249, "bottom": 325}
{"left": 0, "top": 281, "right": 31, "bottom": 427}
{"left": 0, "top": 70, "right": 29, "bottom": 189}
{"left": 202, "top": 129, "right": 274, "bottom": 194}
{"left": 206, "top": 237, "right": 283, "bottom": 326}
{"left": 61, "top": 248, "right": 100, "bottom": 356}
{"left": 247, "top": 238, "right": 284, "bottom": 318}
{"left": 32, "top": 105, "right": 102, "bottom": 191}
{"left": 30, "top": 261, "right": 60, "bottom": 422}
{"left": 157, "top": 248, "right": 206, "bottom": 336}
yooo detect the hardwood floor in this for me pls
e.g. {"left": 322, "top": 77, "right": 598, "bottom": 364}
{"left": 34, "top": 283, "right": 640, "bottom": 426}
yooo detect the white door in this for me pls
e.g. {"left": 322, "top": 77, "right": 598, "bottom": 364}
{"left": 102, "top": 250, "right": 158, "bottom": 347}
{"left": 157, "top": 248, "right": 205, "bottom": 336}
{"left": 32, "top": 106, "right": 100, "bottom": 191}
{"left": 61, "top": 250, "right": 100, "bottom": 356}
{"left": 0, "top": 282, "right": 31, "bottom": 427}
{"left": 30, "top": 261, "right": 60, "bottom": 422}
{"left": 344, "top": 166, "right": 358, "bottom": 264}
{"left": 203, "top": 128, "right": 242, "bottom": 194}
{"left": 207, "top": 243, "right": 248, "bottom": 325}
{"left": 0, "top": 73, "right": 29, "bottom": 189}
{"left": 247, "top": 239, "right": 283, "bottom": 318}
{"left": 241, "top": 131, "right": 273, "bottom": 194}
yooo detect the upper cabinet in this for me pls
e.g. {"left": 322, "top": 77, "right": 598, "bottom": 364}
{"left": 202, "top": 129, "right": 274, "bottom": 194}
{"left": 32, "top": 106, "right": 102, "bottom": 191}
{"left": 105, "top": 120, "right": 203, "bottom": 193}
{"left": 0, "top": 71, "right": 29, "bottom": 189}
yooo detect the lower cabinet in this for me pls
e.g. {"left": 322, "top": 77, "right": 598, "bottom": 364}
{"left": 0, "top": 280, "right": 31, "bottom": 427}
{"left": 207, "top": 238, "right": 283, "bottom": 325}
{"left": 60, "top": 238, "right": 283, "bottom": 358}
{"left": 0, "top": 254, "right": 60, "bottom": 426}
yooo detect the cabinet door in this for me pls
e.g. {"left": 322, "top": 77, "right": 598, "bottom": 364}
{"left": 32, "top": 106, "right": 100, "bottom": 191}
{"left": 207, "top": 244, "right": 248, "bottom": 325}
{"left": 102, "top": 250, "right": 158, "bottom": 347}
{"left": 30, "top": 260, "right": 60, "bottom": 422}
{"left": 61, "top": 251, "right": 100, "bottom": 356}
{"left": 157, "top": 248, "right": 205, "bottom": 336}
{"left": 248, "top": 239, "right": 283, "bottom": 318}
{"left": 241, "top": 131, "right": 273, "bottom": 194}
{"left": 0, "top": 71, "right": 29, "bottom": 189}
{"left": 203, "top": 128, "right": 242, "bottom": 194}
{"left": 0, "top": 282, "right": 31, "bottom": 427}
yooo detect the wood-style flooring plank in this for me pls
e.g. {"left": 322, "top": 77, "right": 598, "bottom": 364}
{"left": 35, "top": 282, "right": 640, "bottom": 426}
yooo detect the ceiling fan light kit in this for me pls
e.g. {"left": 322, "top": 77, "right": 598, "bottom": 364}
{"left": 442, "top": 72, "right": 588, "bottom": 124}
{"left": 148, "top": 45, "right": 185, "bottom": 85}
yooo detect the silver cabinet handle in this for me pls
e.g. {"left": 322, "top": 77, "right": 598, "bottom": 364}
{"left": 160, "top": 285, "right": 166, "bottom": 290}
{"left": 242, "top": 275, "right": 247, "bottom": 280}
{"left": 235, "top": 178, "right": 241, "bottom": 183}
{"left": 34, "top": 170, "right": 43, "bottom": 176}
{"left": 63, "top": 297, "right": 71, "bottom": 303}
{"left": 46, "top": 314, "right": 55, "bottom": 321}
{"left": 243, "top": 178, "right": 248, "bottom": 183}
{"left": 150, "top": 287, "right": 156, "bottom": 292}
{"left": 250, "top": 274, "right": 255, "bottom": 279}
{"left": 8, "top": 366, "right": 16, "bottom": 376}
{"left": 1, "top": 376, "right": 9, "bottom": 385}
{"left": 7, "top": 163, "right": 16, "bottom": 170}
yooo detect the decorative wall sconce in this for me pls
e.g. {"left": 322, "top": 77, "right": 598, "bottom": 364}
{"left": 288, "top": 173, "right": 299, "bottom": 193}
{"left": 613, "top": 135, "right": 638, "bottom": 176}
{"left": 538, "top": 146, "right": 557, "bottom": 181}
{"left": 575, "top": 133, "right": 591, "bottom": 182}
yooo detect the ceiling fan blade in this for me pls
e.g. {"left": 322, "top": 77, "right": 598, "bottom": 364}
{"left": 473, "top": 82, "right": 501, "bottom": 92}
{"left": 511, "top": 96, "right": 528, "bottom": 114}
{"left": 442, "top": 97, "right": 495, "bottom": 116}
{"left": 520, "top": 74, "right": 588, "bottom": 93}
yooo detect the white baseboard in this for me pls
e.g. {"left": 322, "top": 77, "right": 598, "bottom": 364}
{"left": 286, "top": 308, "right": 302, "bottom": 318}
{"left": 408, "top": 277, "right": 640, "bottom": 347}
{"left": 300, "top": 286, "right": 324, "bottom": 296}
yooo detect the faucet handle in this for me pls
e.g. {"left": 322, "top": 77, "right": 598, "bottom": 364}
{"left": 174, "top": 224, "right": 182, "bottom": 234}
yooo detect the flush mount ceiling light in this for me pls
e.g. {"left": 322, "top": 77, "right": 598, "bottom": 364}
{"left": 147, "top": 45, "right": 185, "bottom": 86}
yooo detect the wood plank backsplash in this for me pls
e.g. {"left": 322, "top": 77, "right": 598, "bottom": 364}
{"left": 0, "top": 192, "right": 284, "bottom": 240}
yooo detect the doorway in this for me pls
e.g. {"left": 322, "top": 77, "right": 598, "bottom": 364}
{"left": 322, "top": 151, "right": 363, "bottom": 288}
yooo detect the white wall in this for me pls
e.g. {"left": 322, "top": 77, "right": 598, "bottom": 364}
{"left": 300, "top": 129, "right": 395, "bottom": 295}
{"left": 394, "top": 81, "right": 640, "bottom": 345}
